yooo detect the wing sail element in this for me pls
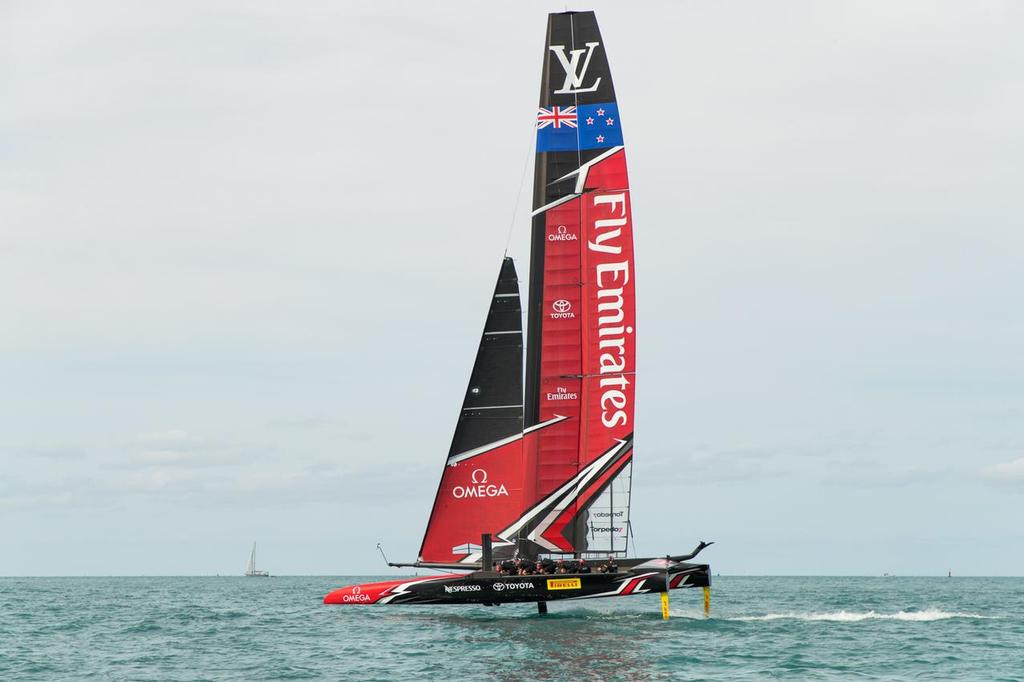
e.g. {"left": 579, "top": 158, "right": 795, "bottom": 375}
{"left": 522, "top": 11, "right": 636, "bottom": 558}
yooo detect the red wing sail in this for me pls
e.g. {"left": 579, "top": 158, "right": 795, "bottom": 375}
{"left": 523, "top": 11, "right": 636, "bottom": 557}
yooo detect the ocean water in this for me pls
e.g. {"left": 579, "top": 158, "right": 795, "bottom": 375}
{"left": 1, "top": 576, "right": 1021, "bottom": 680}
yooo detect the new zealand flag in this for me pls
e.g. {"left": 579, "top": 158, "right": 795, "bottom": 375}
{"left": 536, "top": 102, "right": 622, "bottom": 153}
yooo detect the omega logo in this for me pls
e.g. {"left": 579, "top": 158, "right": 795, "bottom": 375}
{"left": 343, "top": 584, "right": 371, "bottom": 602}
{"left": 452, "top": 468, "right": 509, "bottom": 499}
{"left": 547, "top": 224, "right": 578, "bottom": 242}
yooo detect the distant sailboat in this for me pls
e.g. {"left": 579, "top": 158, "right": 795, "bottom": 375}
{"left": 245, "top": 542, "right": 270, "bottom": 577}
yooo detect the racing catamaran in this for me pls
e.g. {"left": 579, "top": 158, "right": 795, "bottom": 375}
{"left": 325, "top": 10, "right": 711, "bottom": 615}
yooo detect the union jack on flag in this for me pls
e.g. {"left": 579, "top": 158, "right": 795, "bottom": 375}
{"left": 536, "top": 101, "right": 620, "bottom": 152}
{"left": 536, "top": 106, "right": 577, "bottom": 129}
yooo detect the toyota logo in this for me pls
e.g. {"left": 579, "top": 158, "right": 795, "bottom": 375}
{"left": 552, "top": 299, "right": 571, "bottom": 313}
{"left": 470, "top": 469, "right": 488, "bottom": 484}
{"left": 492, "top": 582, "right": 505, "bottom": 591}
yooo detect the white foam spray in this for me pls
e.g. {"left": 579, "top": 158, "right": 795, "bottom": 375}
{"left": 729, "top": 609, "right": 992, "bottom": 622}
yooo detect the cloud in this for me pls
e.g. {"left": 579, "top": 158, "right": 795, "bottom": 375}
{"left": 267, "top": 417, "right": 374, "bottom": 442}
{"left": 2, "top": 421, "right": 432, "bottom": 509}
{"left": 117, "top": 430, "right": 268, "bottom": 469}
{"left": 268, "top": 417, "right": 337, "bottom": 430}
{"left": 642, "top": 447, "right": 791, "bottom": 486}
{"left": 3, "top": 2, "right": 1024, "bottom": 575}
{"left": 820, "top": 459, "right": 948, "bottom": 488}
{"left": 980, "top": 457, "right": 1024, "bottom": 484}
{"left": 0, "top": 475, "right": 92, "bottom": 508}
{"left": 26, "top": 447, "right": 88, "bottom": 461}
{"left": 111, "top": 467, "right": 201, "bottom": 493}
{"left": 137, "top": 430, "right": 193, "bottom": 443}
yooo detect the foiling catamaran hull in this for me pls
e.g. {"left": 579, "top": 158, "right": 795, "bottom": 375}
{"left": 324, "top": 560, "right": 710, "bottom": 606}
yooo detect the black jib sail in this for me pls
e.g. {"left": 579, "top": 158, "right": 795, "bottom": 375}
{"left": 418, "top": 258, "right": 525, "bottom": 564}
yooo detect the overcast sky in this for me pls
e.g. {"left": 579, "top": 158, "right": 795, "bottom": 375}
{"left": 2, "top": 1, "right": 1022, "bottom": 576}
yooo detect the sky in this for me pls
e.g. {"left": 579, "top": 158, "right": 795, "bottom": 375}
{"left": 2, "top": 1, "right": 1022, "bottom": 576}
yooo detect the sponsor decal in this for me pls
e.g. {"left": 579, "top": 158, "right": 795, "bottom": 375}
{"left": 492, "top": 581, "right": 534, "bottom": 592}
{"left": 451, "top": 468, "right": 509, "bottom": 499}
{"left": 590, "top": 527, "right": 624, "bottom": 533}
{"left": 547, "top": 578, "right": 582, "bottom": 591}
{"left": 444, "top": 584, "right": 482, "bottom": 593}
{"left": 589, "top": 192, "right": 633, "bottom": 429}
{"left": 548, "top": 224, "right": 578, "bottom": 242}
{"left": 550, "top": 42, "right": 602, "bottom": 94}
{"left": 537, "top": 102, "right": 621, "bottom": 152}
{"left": 342, "top": 585, "right": 371, "bottom": 603}
{"left": 546, "top": 386, "right": 578, "bottom": 402}
{"left": 592, "top": 511, "right": 625, "bottom": 518}
{"left": 550, "top": 299, "right": 575, "bottom": 320}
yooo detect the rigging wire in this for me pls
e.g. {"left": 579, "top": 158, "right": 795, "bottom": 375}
{"left": 503, "top": 118, "right": 536, "bottom": 258}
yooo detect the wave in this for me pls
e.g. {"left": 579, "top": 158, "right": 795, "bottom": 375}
{"left": 728, "top": 609, "right": 992, "bottom": 622}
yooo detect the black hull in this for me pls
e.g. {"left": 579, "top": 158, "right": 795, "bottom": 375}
{"left": 324, "top": 558, "right": 709, "bottom": 606}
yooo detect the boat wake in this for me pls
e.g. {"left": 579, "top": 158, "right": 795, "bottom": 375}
{"left": 727, "top": 609, "right": 992, "bottom": 622}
